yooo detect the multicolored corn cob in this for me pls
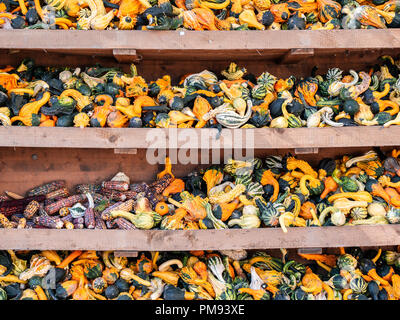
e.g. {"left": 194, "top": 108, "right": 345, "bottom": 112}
{"left": 45, "top": 188, "right": 70, "bottom": 200}
{"left": 44, "top": 194, "right": 86, "bottom": 215}
{"left": 91, "top": 193, "right": 107, "bottom": 203}
{"left": 23, "top": 200, "right": 40, "bottom": 219}
{"left": 122, "top": 191, "right": 138, "bottom": 200}
{"left": 100, "top": 188, "right": 127, "bottom": 202}
{"left": 130, "top": 182, "right": 149, "bottom": 194}
{"left": 27, "top": 181, "right": 66, "bottom": 196}
{"left": 33, "top": 216, "right": 64, "bottom": 229}
{"left": 61, "top": 214, "right": 73, "bottom": 223}
{"left": 17, "top": 218, "right": 26, "bottom": 229}
{"left": 0, "top": 195, "right": 45, "bottom": 216}
{"left": 73, "top": 217, "right": 84, "bottom": 225}
{"left": 64, "top": 221, "right": 74, "bottom": 229}
{"left": 84, "top": 207, "right": 95, "bottom": 229}
{"left": 100, "top": 201, "right": 124, "bottom": 220}
{"left": 94, "top": 212, "right": 107, "bottom": 230}
{"left": 0, "top": 213, "right": 14, "bottom": 228}
{"left": 75, "top": 184, "right": 102, "bottom": 194}
{"left": 149, "top": 174, "right": 173, "bottom": 194}
{"left": 59, "top": 207, "right": 70, "bottom": 217}
{"left": 112, "top": 217, "right": 136, "bottom": 230}
{"left": 102, "top": 181, "right": 129, "bottom": 191}
{"left": 73, "top": 223, "right": 84, "bottom": 229}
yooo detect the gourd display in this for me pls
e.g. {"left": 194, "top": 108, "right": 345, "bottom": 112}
{"left": 2, "top": 148, "right": 400, "bottom": 231}
{"left": 0, "top": 247, "right": 399, "bottom": 300}
{"left": 1, "top": 0, "right": 400, "bottom": 30}
{"left": 3, "top": 56, "right": 400, "bottom": 129}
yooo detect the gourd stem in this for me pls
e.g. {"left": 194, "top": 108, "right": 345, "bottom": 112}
{"left": 372, "top": 249, "right": 382, "bottom": 264}
{"left": 316, "top": 261, "right": 331, "bottom": 272}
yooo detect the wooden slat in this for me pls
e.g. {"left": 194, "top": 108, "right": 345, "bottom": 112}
{"left": 1, "top": 29, "right": 400, "bottom": 49}
{"left": 1, "top": 30, "right": 400, "bottom": 60}
{"left": 1, "top": 225, "right": 399, "bottom": 250}
{"left": 0, "top": 126, "right": 400, "bottom": 149}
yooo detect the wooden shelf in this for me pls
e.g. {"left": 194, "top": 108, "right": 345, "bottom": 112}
{"left": 1, "top": 29, "right": 400, "bottom": 60}
{"left": 1, "top": 225, "right": 400, "bottom": 251}
{"left": 0, "top": 126, "right": 399, "bottom": 150}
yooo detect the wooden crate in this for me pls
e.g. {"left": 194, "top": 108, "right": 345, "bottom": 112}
{"left": 1, "top": 30, "right": 400, "bottom": 251}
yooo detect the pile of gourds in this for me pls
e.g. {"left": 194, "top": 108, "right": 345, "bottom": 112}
{"left": 0, "top": 247, "right": 400, "bottom": 300}
{"left": 2, "top": 55, "right": 400, "bottom": 129}
{"left": 1, "top": 0, "right": 400, "bottom": 30}
{"left": 2, "top": 148, "right": 400, "bottom": 231}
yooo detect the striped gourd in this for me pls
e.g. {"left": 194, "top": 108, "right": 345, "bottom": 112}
{"left": 255, "top": 197, "right": 281, "bottom": 227}
{"left": 316, "top": 202, "right": 328, "bottom": 214}
{"left": 316, "top": 97, "right": 341, "bottom": 107}
{"left": 246, "top": 182, "right": 264, "bottom": 197}
{"left": 350, "top": 207, "right": 368, "bottom": 220}
{"left": 216, "top": 100, "right": 252, "bottom": 129}
{"left": 251, "top": 84, "right": 267, "bottom": 99}
{"left": 349, "top": 276, "right": 367, "bottom": 294}
{"left": 287, "top": 114, "right": 303, "bottom": 128}
{"left": 250, "top": 158, "right": 263, "bottom": 170}
{"left": 265, "top": 156, "right": 283, "bottom": 169}
{"left": 257, "top": 72, "right": 277, "bottom": 92}
{"left": 235, "top": 174, "right": 252, "bottom": 187}
{"left": 387, "top": 207, "right": 400, "bottom": 224}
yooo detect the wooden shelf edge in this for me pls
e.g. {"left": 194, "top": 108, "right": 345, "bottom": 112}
{"left": 1, "top": 225, "right": 400, "bottom": 251}
{"left": 2, "top": 29, "right": 400, "bottom": 53}
{"left": 1, "top": 126, "right": 400, "bottom": 150}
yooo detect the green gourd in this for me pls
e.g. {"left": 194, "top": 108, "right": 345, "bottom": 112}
{"left": 255, "top": 197, "right": 282, "bottom": 227}
{"left": 0, "top": 288, "right": 7, "bottom": 300}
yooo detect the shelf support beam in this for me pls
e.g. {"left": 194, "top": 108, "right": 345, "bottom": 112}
{"left": 279, "top": 48, "right": 314, "bottom": 64}
{"left": 114, "top": 251, "right": 139, "bottom": 257}
{"left": 113, "top": 49, "right": 142, "bottom": 63}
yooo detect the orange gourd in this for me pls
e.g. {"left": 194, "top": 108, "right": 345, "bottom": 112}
{"left": 193, "top": 261, "right": 208, "bottom": 280}
{"left": 320, "top": 176, "right": 338, "bottom": 199}
{"left": 219, "top": 199, "right": 240, "bottom": 221}
{"left": 183, "top": 10, "right": 203, "bottom": 30}
{"left": 385, "top": 187, "right": 400, "bottom": 207}
{"left": 162, "top": 179, "right": 185, "bottom": 197}
{"left": 106, "top": 111, "right": 128, "bottom": 128}
{"left": 259, "top": 169, "right": 279, "bottom": 202}
{"left": 193, "top": 8, "right": 218, "bottom": 30}
{"left": 299, "top": 201, "right": 316, "bottom": 220}
{"left": 270, "top": 3, "right": 290, "bottom": 22}
{"left": 193, "top": 96, "right": 212, "bottom": 128}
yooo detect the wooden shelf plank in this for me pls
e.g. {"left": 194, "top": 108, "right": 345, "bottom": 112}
{"left": 0, "top": 126, "right": 399, "bottom": 150}
{"left": 1, "top": 29, "right": 400, "bottom": 60}
{"left": 1, "top": 225, "right": 400, "bottom": 251}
